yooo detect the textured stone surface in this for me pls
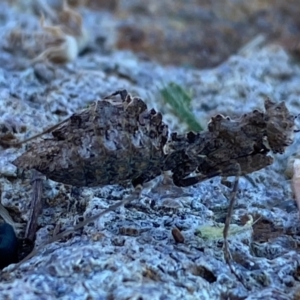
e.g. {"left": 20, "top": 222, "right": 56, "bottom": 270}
{"left": 0, "top": 2, "right": 300, "bottom": 299}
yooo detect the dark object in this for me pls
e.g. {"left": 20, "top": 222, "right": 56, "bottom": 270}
{"left": 0, "top": 223, "right": 18, "bottom": 269}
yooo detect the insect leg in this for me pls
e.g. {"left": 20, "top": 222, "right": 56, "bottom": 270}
{"left": 8, "top": 184, "right": 143, "bottom": 272}
{"left": 221, "top": 163, "right": 244, "bottom": 285}
{"left": 172, "top": 160, "right": 246, "bottom": 285}
{"left": 25, "top": 170, "right": 44, "bottom": 242}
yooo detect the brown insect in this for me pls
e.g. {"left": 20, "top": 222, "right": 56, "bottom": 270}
{"left": 13, "top": 90, "right": 295, "bottom": 187}
{"left": 13, "top": 90, "right": 169, "bottom": 187}
{"left": 11, "top": 90, "right": 296, "bottom": 283}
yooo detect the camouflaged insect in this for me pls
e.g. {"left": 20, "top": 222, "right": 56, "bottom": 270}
{"left": 13, "top": 90, "right": 295, "bottom": 188}
{"left": 13, "top": 90, "right": 169, "bottom": 187}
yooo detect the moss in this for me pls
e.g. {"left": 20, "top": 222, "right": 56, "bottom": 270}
{"left": 160, "top": 82, "right": 203, "bottom": 131}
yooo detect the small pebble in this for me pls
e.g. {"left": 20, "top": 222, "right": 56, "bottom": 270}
{"left": 171, "top": 227, "right": 184, "bottom": 243}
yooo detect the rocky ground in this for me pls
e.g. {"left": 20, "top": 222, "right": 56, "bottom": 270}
{"left": 0, "top": 1, "right": 300, "bottom": 299}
